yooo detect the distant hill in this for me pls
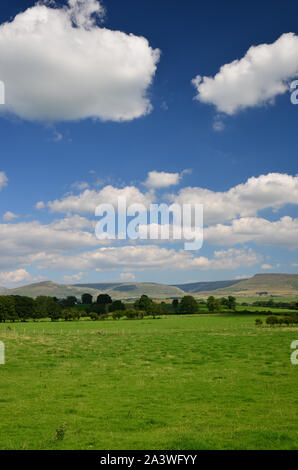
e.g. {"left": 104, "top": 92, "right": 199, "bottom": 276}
{"left": 197, "top": 274, "right": 298, "bottom": 297}
{"left": 6, "top": 281, "right": 101, "bottom": 299}
{"left": 76, "top": 283, "right": 123, "bottom": 290}
{"left": 1, "top": 274, "right": 298, "bottom": 300}
{"left": 2, "top": 280, "right": 185, "bottom": 300}
{"left": 173, "top": 279, "right": 246, "bottom": 293}
{"left": 74, "top": 282, "right": 185, "bottom": 300}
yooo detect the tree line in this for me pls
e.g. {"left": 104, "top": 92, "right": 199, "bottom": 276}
{"left": 2, "top": 292, "right": 296, "bottom": 323}
{"left": 0, "top": 293, "right": 239, "bottom": 322}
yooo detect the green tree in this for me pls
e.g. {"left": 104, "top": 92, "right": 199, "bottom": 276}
{"left": 149, "top": 302, "right": 167, "bottom": 318}
{"left": 220, "top": 297, "right": 229, "bottom": 307}
{"left": 112, "top": 311, "right": 124, "bottom": 320}
{"left": 60, "top": 296, "right": 77, "bottom": 308}
{"left": 179, "top": 296, "right": 198, "bottom": 314}
{"left": 81, "top": 293, "right": 93, "bottom": 304}
{"left": 96, "top": 294, "right": 112, "bottom": 305}
{"left": 13, "top": 296, "right": 35, "bottom": 321}
{"left": 35, "top": 296, "right": 61, "bottom": 320}
{"left": 134, "top": 295, "right": 152, "bottom": 313}
{"left": 47, "top": 298, "right": 61, "bottom": 320}
{"left": 0, "top": 296, "right": 17, "bottom": 322}
{"left": 61, "top": 309, "right": 72, "bottom": 321}
{"left": 227, "top": 296, "right": 236, "bottom": 311}
{"left": 109, "top": 300, "right": 126, "bottom": 312}
{"left": 61, "top": 308, "right": 80, "bottom": 321}
{"left": 125, "top": 308, "right": 138, "bottom": 319}
{"left": 34, "top": 296, "right": 50, "bottom": 319}
{"left": 66, "top": 296, "right": 77, "bottom": 306}
{"left": 48, "top": 305, "right": 61, "bottom": 322}
{"left": 89, "top": 312, "right": 99, "bottom": 321}
{"left": 206, "top": 296, "right": 221, "bottom": 313}
{"left": 92, "top": 303, "right": 107, "bottom": 315}
{"left": 266, "top": 315, "right": 278, "bottom": 326}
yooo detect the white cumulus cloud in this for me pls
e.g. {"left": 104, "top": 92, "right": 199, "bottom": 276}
{"left": 36, "top": 245, "right": 261, "bottom": 272}
{"left": 0, "top": 0, "right": 160, "bottom": 122}
{"left": 192, "top": 33, "right": 298, "bottom": 114}
{"left": 0, "top": 219, "right": 101, "bottom": 270}
{"left": 145, "top": 171, "right": 181, "bottom": 189}
{"left": 48, "top": 185, "right": 154, "bottom": 214}
{"left": 171, "top": 173, "right": 298, "bottom": 225}
{"left": 205, "top": 216, "right": 298, "bottom": 249}
{"left": 0, "top": 268, "right": 32, "bottom": 286}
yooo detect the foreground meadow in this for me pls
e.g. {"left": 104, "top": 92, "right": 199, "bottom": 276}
{"left": 0, "top": 315, "right": 297, "bottom": 450}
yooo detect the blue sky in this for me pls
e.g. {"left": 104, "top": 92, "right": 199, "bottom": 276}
{"left": 0, "top": 0, "right": 298, "bottom": 287}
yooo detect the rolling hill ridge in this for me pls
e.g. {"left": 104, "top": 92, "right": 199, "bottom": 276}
{"left": 1, "top": 274, "right": 298, "bottom": 299}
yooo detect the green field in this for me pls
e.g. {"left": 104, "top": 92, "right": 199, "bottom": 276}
{"left": 0, "top": 315, "right": 297, "bottom": 450}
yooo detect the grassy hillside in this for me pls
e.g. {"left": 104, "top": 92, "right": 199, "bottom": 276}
{"left": 2, "top": 274, "right": 298, "bottom": 300}
{"left": 7, "top": 281, "right": 101, "bottom": 299}
{"left": 173, "top": 279, "right": 245, "bottom": 293}
{"left": 3, "top": 281, "right": 185, "bottom": 300}
{"left": 74, "top": 282, "right": 185, "bottom": 300}
{"left": 198, "top": 274, "right": 298, "bottom": 298}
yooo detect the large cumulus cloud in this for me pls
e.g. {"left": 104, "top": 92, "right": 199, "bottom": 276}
{"left": 0, "top": 0, "right": 160, "bottom": 121}
{"left": 192, "top": 33, "right": 298, "bottom": 114}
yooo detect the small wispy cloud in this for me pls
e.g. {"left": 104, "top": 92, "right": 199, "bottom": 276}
{"left": 71, "top": 181, "right": 90, "bottom": 191}
{"left": 120, "top": 272, "right": 136, "bottom": 281}
{"left": 0, "top": 171, "right": 8, "bottom": 190}
{"left": 3, "top": 211, "right": 19, "bottom": 222}
{"left": 213, "top": 116, "right": 225, "bottom": 132}
{"left": 35, "top": 201, "right": 45, "bottom": 210}
{"left": 62, "top": 272, "right": 84, "bottom": 283}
